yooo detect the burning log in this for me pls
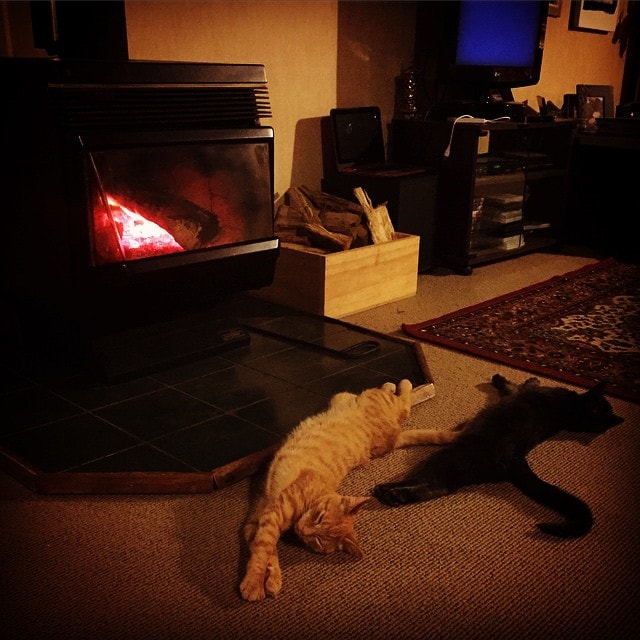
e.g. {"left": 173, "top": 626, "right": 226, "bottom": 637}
{"left": 114, "top": 187, "right": 221, "bottom": 250}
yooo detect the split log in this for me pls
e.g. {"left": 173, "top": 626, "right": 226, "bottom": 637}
{"left": 275, "top": 202, "right": 353, "bottom": 251}
{"left": 285, "top": 187, "right": 322, "bottom": 224}
{"left": 299, "top": 186, "right": 370, "bottom": 245}
{"left": 319, "top": 210, "right": 365, "bottom": 245}
{"left": 301, "top": 223, "right": 353, "bottom": 251}
{"left": 275, "top": 186, "right": 390, "bottom": 252}
{"left": 353, "top": 187, "right": 395, "bottom": 244}
{"left": 299, "top": 187, "right": 364, "bottom": 216}
{"left": 274, "top": 203, "right": 308, "bottom": 228}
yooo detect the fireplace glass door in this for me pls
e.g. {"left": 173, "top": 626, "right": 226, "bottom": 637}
{"left": 83, "top": 128, "right": 275, "bottom": 269}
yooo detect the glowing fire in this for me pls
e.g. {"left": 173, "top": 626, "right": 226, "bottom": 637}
{"left": 107, "top": 196, "right": 183, "bottom": 259}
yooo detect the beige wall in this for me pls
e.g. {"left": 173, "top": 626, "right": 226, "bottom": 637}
{"left": 125, "top": 1, "right": 338, "bottom": 198}
{"left": 1, "top": 0, "right": 628, "bottom": 198}
{"left": 513, "top": 0, "right": 627, "bottom": 110}
{"left": 336, "top": 2, "right": 417, "bottom": 128}
{"left": 127, "top": 0, "right": 628, "bottom": 194}
{"left": 125, "top": 0, "right": 416, "bottom": 198}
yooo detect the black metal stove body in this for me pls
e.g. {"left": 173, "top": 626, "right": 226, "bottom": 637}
{"left": 3, "top": 58, "right": 279, "bottom": 357}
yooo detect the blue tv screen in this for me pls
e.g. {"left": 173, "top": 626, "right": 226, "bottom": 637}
{"left": 455, "top": 1, "right": 542, "bottom": 67}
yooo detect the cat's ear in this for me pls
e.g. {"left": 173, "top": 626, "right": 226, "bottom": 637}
{"left": 341, "top": 534, "right": 365, "bottom": 559}
{"left": 585, "top": 381, "right": 608, "bottom": 397}
{"left": 341, "top": 496, "right": 371, "bottom": 515}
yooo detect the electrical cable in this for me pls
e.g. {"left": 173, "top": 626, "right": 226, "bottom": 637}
{"left": 443, "top": 115, "right": 511, "bottom": 158}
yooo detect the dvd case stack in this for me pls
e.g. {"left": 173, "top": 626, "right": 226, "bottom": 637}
{"left": 481, "top": 192, "right": 524, "bottom": 250}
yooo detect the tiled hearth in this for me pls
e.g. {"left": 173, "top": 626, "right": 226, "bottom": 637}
{"left": 1, "top": 295, "right": 433, "bottom": 495}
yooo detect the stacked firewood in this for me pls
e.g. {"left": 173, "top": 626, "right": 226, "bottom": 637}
{"left": 274, "top": 186, "right": 395, "bottom": 253}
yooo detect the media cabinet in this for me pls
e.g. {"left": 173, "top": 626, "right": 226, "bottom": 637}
{"left": 391, "top": 119, "right": 576, "bottom": 274}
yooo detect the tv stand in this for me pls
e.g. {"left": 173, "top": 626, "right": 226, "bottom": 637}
{"left": 391, "top": 119, "right": 576, "bottom": 274}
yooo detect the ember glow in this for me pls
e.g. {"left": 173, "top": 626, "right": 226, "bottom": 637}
{"left": 107, "top": 196, "right": 183, "bottom": 259}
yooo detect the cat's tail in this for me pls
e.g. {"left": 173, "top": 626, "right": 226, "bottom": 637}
{"left": 508, "top": 457, "right": 593, "bottom": 538}
{"left": 395, "top": 428, "right": 459, "bottom": 448}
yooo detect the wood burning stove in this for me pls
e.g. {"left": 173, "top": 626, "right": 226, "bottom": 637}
{"left": 3, "top": 58, "right": 279, "bottom": 377}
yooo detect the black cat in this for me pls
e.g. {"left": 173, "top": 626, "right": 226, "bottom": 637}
{"left": 374, "top": 374, "right": 624, "bottom": 538}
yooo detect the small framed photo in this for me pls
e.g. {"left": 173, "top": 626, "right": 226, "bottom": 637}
{"left": 570, "top": 0, "right": 620, "bottom": 33}
{"left": 576, "top": 84, "right": 614, "bottom": 126}
{"left": 548, "top": 0, "right": 562, "bottom": 18}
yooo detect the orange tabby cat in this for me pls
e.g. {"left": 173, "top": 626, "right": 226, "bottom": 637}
{"left": 240, "top": 379, "right": 457, "bottom": 601}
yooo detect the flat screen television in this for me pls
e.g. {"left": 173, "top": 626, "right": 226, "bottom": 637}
{"left": 427, "top": 0, "right": 549, "bottom": 118}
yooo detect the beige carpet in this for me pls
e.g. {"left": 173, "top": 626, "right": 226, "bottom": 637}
{"left": 2, "top": 251, "right": 639, "bottom": 640}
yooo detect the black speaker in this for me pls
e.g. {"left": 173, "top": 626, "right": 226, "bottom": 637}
{"left": 562, "top": 93, "right": 578, "bottom": 119}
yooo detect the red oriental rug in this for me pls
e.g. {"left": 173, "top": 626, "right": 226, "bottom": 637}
{"left": 402, "top": 258, "right": 640, "bottom": 403}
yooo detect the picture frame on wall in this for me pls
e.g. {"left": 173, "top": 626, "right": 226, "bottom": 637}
{"left": 576, "top": 84, "right": 614, "bottom": 126}
{"left": 570, "top": 0, "right": 620, "bottom": 33}
{"left": 548, "top": 0, "right": 562, "bottom": 18}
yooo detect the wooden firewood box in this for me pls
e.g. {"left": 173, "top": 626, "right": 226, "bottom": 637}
{"left": 253, "top": 232, "right": 419, "bottom": 317}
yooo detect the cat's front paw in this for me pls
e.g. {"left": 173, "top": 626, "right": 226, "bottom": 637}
{"left": 373, "top": 483, "right": 415, "bottom": 507}
{"left": 397, "top": 379, "right": 413, "bottom": 395}
{"left": 240, "top": 573, "right": 267, "bottom": 602}
{"left": 264, "top": 561, "right": 282, "bottom": 598}
{"left": 240, "top": 562, "right": 282, "bottom": 601}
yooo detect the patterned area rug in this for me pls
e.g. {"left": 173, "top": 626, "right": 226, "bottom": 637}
{"left": 403, "top": 258, "right": 640, "bottom": 403}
